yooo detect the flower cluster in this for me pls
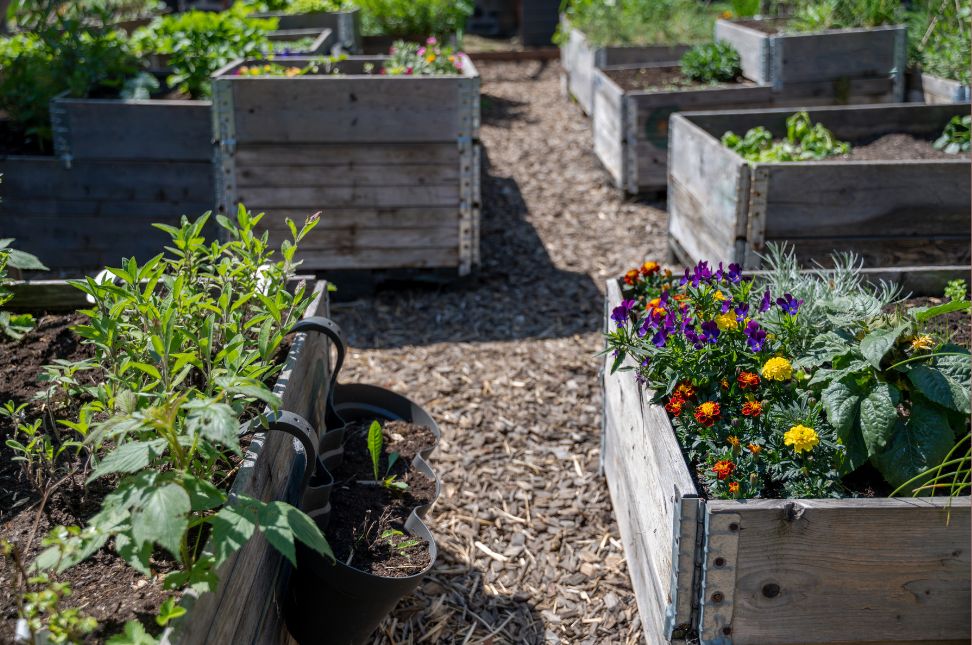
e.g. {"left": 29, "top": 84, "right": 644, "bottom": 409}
{"left": 384, "top": 37, "right": 466, "bottom": 76}
{"left": 605, "top": 260, "right": 843, "bottom": 500}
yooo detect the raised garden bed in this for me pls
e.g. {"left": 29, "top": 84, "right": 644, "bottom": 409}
{"left": 602, "top": 278, "right": 971, "bottom": 644}
{"left": 212, "top": 56, "right": 482, "bottom": 276}
{"left": 667, "top": 103, "right": 971, "bottom": 272}
{"left": 592, "top": 63, "right": 772, "bottom": 194}
{"left": 268, "top": 27, "right": 337, "bottom": 55}
{"left": 559, "top": 17, "right": 690, "bottom": 116}
{"left": 252, "top": 7, "right": 361, "bottom": 52}
{"left": 714, "top": 18, "right": 906, "bottom": 104}
{"left": 907, "top": 70, "right": 971, "bottom": 104}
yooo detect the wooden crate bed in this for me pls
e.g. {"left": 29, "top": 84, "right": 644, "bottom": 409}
{"left": 667, "top": 102, "right": 971, "bottom": 271}
{"left": 907, "top": 70, "right": 971, "bottom": 104}
{"left": 212, "top": 56, "right": 481, "bottom": 276}
{"left": 602, "top": 279, "right": 971, "bottom": 645}
{"left": 714, "top": 18, "right": 906, "bottom": 104}
{"left": 251, "top": 8, "right": 360, "bottom": 52}
{"left": 559, "top": 17, "right": 690, "bottom": 116}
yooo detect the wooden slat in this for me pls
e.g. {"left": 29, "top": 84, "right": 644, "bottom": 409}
{"left": 920, "top": 72, "right": 971, "bottom": 104}
{"left": 786, "top": 237, "right": 971, "bottom": 269}
{"left": 771, "top": 76, "right": 896, "bottom": 106}
{"left": 237, "top": 184, "right": 459, "bottom": 209}
{"left": 265, "top": 225, "right": 458, "bottom": 251}
{"left": 701, "top": 497, "right": 971, "bottom": 644}
{"left": 257, "top": 207, "right": 460, "bottom": 230}
{"left": 295, "top": 246, "right": 458, "bottom": 270}
{"left": 592, "top": 70, "right": 625, "bottom": 187}
{"left": 715, "top": 19, "right": 770, "bottom": 84}
{"left": 233, "top": 142, "right": 459, "bottom": 167}
{"left": 773, "top": 24, "right": 903, "bottom": 85}
{"left": 52, "top": 98, "right": 212, "bottom": 161}
{"left": 236, "top": 162, "right": 459, "bottom": 188}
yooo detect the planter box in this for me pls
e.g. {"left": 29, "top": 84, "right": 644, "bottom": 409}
{"left": 559, "top": 17, "right": 690, "bottom": 116}
{"left": 269, "top": 27, "right": 336, "bottom": 55}
{"left": 602, "top": 279, "right": 971, "bottom": 644}
{"left": 166, "top": 279, "right": 332, "bottom": 644}
{"left": 592, "top": 64, "right": 772, "bottom": 194}
{"left": 252, "top": 8, "right": 361, "bottom": 52}
{"left": 668, "top": 103, "right": 971, "bottom": 271}
{"left": 519, "top": 0, "right": 560, "bottom": 46}
{"left": 0, "top": 99, "right": 214, "bottom": 276}
{"left": 907, "top": 70, "right": 971, "bottom": 104}
{"left": 212, "top": 56, "right": 482, "bottom": 276}
{"left": 715, "top": 18, "right": 906, "bottom": 104}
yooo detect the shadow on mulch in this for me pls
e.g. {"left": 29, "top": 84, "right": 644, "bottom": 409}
{"left": 481, "top": 93, "right": 529, "bottom": 127}
{"left": 324, "top": 147, "right": 603, "bottom": 350}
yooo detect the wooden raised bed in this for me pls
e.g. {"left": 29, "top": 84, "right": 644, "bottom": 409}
{"left": 667, "top": 103, "right": 971, "bottom": 271}
{"left": 559, "top": 17, "right": 690, "bottom": 116}
{"left": 592, "top": 64, "right": 772, "bottom": 194}
{"left": 714, "top": 18, "right": 906, "bottom": 104}
{"left": 0, "top": 97, "right": 214, "bottom": 276}
{"left": 212, "top": 56, "right": 482, "bottom": 276}
{"left": 269, "top": 27, "right": 336, "bottom": 55}
{"left": 907, "top": 71, "right": 970, "bottom": 104}
{"left": 252, "top": 8, "right": 360, "bottom": 52}
{"left": 602, "top": 279, "right": 971, "bottom": 645}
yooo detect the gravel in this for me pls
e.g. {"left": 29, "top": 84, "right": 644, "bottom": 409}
{"left": 329, "top": 60, "right": 669, "bottom": 644}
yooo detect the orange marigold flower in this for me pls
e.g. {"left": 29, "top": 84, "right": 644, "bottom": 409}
{"left": 727, "top": 435, "right": 740, "bottom": 448}
{"left": 720, "top": 378, "right": 730, "bottom": 389}
{"left": 665, "top": 395, "right": 686, "bottom": 417}
{"left": 623, "top": 269, "right": 640, "bottom": 285}
{"left": 728, "top": 481, "right": 740, "bottom": 494}
{"left": 675, "top": 382, "right": 696, "bottom": 399}
{"left": 694, "top": 401, "right": 721, "bottom": 427}
{"left": 737, "top": 371, "right": 760, "bottom": 389}
{"left": 712, "top": 459, "right": 736, "bottom": 480}
{"left": 748, "top": 443, "right": 762, "bottom": 455}
{"left": 741, "top": 400, "right": 763, "bottom": 417}
{"left": 641, "top": 261, "right": 661, "bottom": 276}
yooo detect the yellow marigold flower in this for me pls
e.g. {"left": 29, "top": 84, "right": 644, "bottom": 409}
{"left": 727, "top": 435, "right": 740, "bottom": 448}
{"left": 910, "top": 335, "right": 934, "bottom": 351}
{"left": 747, "top": 442, "right": 762, "bottom": 455}
{"left": 728, "top": 481, "right": 740, "bottom": 494}
{"left": 761, "top": 356, "right": 793, "bottom": 381}
{"left": 713, "top": 290, "right": 726, "bottom": 301}
{"left": 715, "top": 312, "right": 738, "bottom": 331}
{"left": 426, "top": 53, "right": 437, "bottom": 62}
{"left": 784, "top": 424, "right": 819, "bottom": 453}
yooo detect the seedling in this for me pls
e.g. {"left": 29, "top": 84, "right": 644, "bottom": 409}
{"left": 380, "top": 529, "right": 421, "bottom": 553}
{"left": 365, "top": 420, "right": 408, "bottom": 492}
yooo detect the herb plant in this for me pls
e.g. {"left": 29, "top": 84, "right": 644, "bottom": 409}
{"left": 0, "top": 238, "right": 48, "bottom": 340}
{"left": 788, "top": 0, "right": 901, "bottom": 32}
{"left": 356, "top": 0, "right": 473, "bottom": 38}
{"left": 680, "top": 42, "right": 742, "bottom": 84}
{"left": 365, "top": 420, "right": 407, "bottom": 491}
{"left": 558, "top": 0, "right": 720, "bottom": 48}
{"left": 933, "top": 115, "right": 971, "bottom": 154}
{"left": 945, "top": 279, "right": 968, "bottom": 302}
{"left": 722, "top": 111, "right": 850, "bottom": 162}
{"left": 384, "top": 38, "right": 465, "bottom": 75}
{"left": 907, "top": 0, "right": 970, "bottom": 83}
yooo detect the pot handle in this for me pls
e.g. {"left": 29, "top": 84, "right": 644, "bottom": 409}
{"left": 289, "top": 316, "right": 347, "bottom": 431}
{"left": 241, "top": 410, "right": 321, "bottom": 493}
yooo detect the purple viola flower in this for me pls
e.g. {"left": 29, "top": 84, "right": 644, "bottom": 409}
{"left": 714, "top": 262, "right": 725, "bottom": 283}
{"left": 638, "top": 318, "right": 652, "bottom": 338}
{"left": 680, "top": 267, "right": 691, "bottom": 286}
{"left": 720, "top": 298, "right": 733, "bottom": 314}
{"left": 700, "top": 320, "right": 720, "bottom": 344}
{"left": 641, "top": 357, "right": 651, "bottom": 367}
{"left": 652, "top": 329, "right": 669, "bottom": 347}
{"left": 611, "top": 299, "right": 637, "bottom": 326}
{"left": 734, "top": 302, "right": 750, "bottom": 322}
{"left": 759, "top": 289, "right": 772, "bottom": 313}
{"left": 684, "top": 327, "right": 703, "bottom": 349}
{"left": 726, "top": 263, "right": 742, "bottom": 283}
{"left": 744, "top": 320, "right": 767, "bottom": 352}
{"left": 776, "top": 293, "right": 804, "bottom": 315}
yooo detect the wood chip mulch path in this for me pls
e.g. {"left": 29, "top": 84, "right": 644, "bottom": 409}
{"left": 330, "top": 60, "right": 669, "bottom": 645}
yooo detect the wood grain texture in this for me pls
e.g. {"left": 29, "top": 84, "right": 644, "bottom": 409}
{"left": 169, "top": 281, "right": 330, "bottom": 645}
{"left": 702, "top": 497, "right": 971, "bottom": 644}
{"left": 714, "top": 19, "right": 769, "bottom": 84}
{"left": 603, "top": 280, "right": 700, "bottom": 642}
{"left": 920, "top": 72, "right": 971, "bottom": 104}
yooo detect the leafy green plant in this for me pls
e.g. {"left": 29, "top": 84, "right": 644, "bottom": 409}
{"left": 907, "top": 0, "right": 970, "bottom": 83}
{"left": 722, "top": 111, "right": 850, "bottom": 162}
{"left": 380, "top": 529, "right": 421, "bottom": 552}
{"left": 0, "top": 238, "right": 48, "bottom": 340}
{"left": 558, "top": 0, "right": 720, "bottom": 48}
{"left": 680, "top": 41, "right": 742, "bottom": 84}
{"left": 788, "top": 0, "right": 901, "bottom": 32}
{"left": 384, "top": 38, "right": 465, "bottom": 75}
{"left": 365, "top": 420, "right": 407, "bottom": 491}
{"left": 106, "top": 620, "right": 158, "bottom": 645}
{"left": 934, "top": 115, "right": 971, "bottom": 154}
{"left": 286, "top": 0, "right": 353, "bottom": 13}
{"left": 356, "top": 0, "right": 472, "bottom": 38}
{"left": 131, "top": 8, "right": 277, "bottom": 98}
{"left": 945, "top": 279, "right": 968, "bottom": 302}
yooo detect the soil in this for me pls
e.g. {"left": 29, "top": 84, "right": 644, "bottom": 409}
{"left": 889, "top": 296, "right": 972, "bottom": 348}
{"left": 606, "top": 65, "right": 746, "bottom": 92}
{"left": 0, "top": 121, "right": 51, "bottom": 156}
{"left": 838, "top": 133, "right": 960, "bottom": 161}
{"left": 326, "top": 420, "right": 437, "bottom": 577}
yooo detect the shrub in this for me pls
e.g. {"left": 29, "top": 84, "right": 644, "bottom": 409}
{"left": 907, "top": 0, "right": 971, "bottom": 83}
{"left": 788, "top": 0, "right": 901, "bottom": 31}
{"left": 356, "top": 0, "right": 474, "bottom": 37}
{"left": 559, "top": 0, "right": 720, "bottom": 48}
{"left": 680, "top": 41, "right": 742, "bottom": 84}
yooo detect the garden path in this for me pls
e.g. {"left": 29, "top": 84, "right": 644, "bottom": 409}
{"left": 331, "top": 60, "right": 668, "bottom": 645}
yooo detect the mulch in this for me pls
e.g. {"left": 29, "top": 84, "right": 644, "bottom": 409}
{"left": 331, "top": 60, "right": 670, "bottom": 645}
{"left": 838, "top": 133, "right": 959, "bottom": 161}
{"left": 605, "top": 66, "right": 750, "bottom": 92}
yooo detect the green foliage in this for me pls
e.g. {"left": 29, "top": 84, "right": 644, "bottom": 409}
{"left": 236, "top": 0, "right": 353, "bottom": 12}
{"left": 722, "top": 111, "right": 850, "bottom": 162}
{"left": 131, "top": 8, "right": 277, "bottom": 98}
{"left": 106, "top": 620, "right": 158, "bottom": 644}
{"left": 679, "top": 41, "right": 741, "bottom": 84}
{"left": 384, "top": 38, "right": 465, "bottom": 75}
{"left": 934, "top": 115, "right": 971, "bottom": 154}
{"left": 788, "top": 0, "right": 901, "bottom": 31}
{"left": 945, "top": 279, "right": 968, "bottom": 302}
{"left": 367, "top": 420, "right": 383, "bottom": 480}
{"left": 155, "top": 597, "right": 186, "bottom": 627}
{"left": 559, "top": 0, "right": 722, "bottom": 48}
{"left": 907, "top": 0, "right": 970, "bottom": 83}
{"left": 356, "top": 0, "right": 473, "bottom": 38}
{"left": 0, "top": 238, "right": 47, "bottom": 340}
{"left": 729, "top": 0, "right": 760, "bottom": 17}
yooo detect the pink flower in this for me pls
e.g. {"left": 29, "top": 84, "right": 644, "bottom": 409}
{"left": 426, "top": 36, "right": 437, "bottom": 45}
{"left": 405, "top": 66, "right": 413, "bottom": 75}
{"left": 417, "top": 46, "right": 426, "bottom": 56}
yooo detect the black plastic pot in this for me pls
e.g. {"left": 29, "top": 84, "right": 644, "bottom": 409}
{"left": 283, "top": 321, "right": 442, "bottom": 645}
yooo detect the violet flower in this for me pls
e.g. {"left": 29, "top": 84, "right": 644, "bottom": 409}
{"left": 726, "top": 263, "right": 742, "bottom": 283}
{"left": 776, "top": 293, "right": 804, "bottom": 315}
{"left": 611, "top": 299, "right": 637, "bottom": 326}
{"left": 759, "top": 289, "right": 772, "bottom": 312}
{"left": 734, "top": 302, "right": 749, "bottom": 322}
{"left": 700, "top": 320, "right": 720, "bottom": 344}
{"left": 744, "top": 320, "right": 767, "bottom": 352}
{"left": 720, "top": 299, "right": 733, "bottom": 314}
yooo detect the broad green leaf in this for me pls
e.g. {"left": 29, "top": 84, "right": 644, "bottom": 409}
{"left": 214, "top": 376, "right": 281, "bottom": 408}
{"left": 115, "top": 533, "right": 153, "bottom": 576}
{"left": 860, "top": 381, "right": 900, "bottom": 454}
{"left": 257, "top": 501, "right": 333, "bottom": 567}
{"left": 368, "top": 420, "right": 383, "bottom": 481}
{"left": 908, "top": 365, "right": 969, "bottom": 414}
{"left": 911, "top": 299, "right": 971, "bottom": 321}
{"left": 156, "top": 598, "right": 187, "bottom": 627}
{"left": 871, "top": 399, "right": 955, "bottom": 488}
{"left": 87, "top": 439, "right": 168, "bottom": 483}
{"left": 860, "top": 323, "right": 909, "bottom": 369}
{"left": 8, "top": 247, "right": 48, "bottom": 271}
{"left": 183, "top": 474, "right": 226, "bottom": 511}
{"left": 131, "top": 483, "right": 190, "bottom": 558}
{"left": 184, "top": 401, "right": 240, "bottom": 452}
{"left": 106, "top": 620, "right": 158, "bottom": 645}
{"left": 821, "top": 376, "right": 867, "bottom": 470}
{"left": 208, "top": 501, "right": 258, "bottom": 567}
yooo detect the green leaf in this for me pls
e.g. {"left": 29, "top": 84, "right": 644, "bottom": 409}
{"left": 911, "top": 299, "right": 971, "bottom": 321}
{"left": 257, "top": 500, "right": 333, "bottom": 567}
{"left": 368, "top": 420, "right": 383, "bottom": 481}
{"left": 131, "top": 483, "right": 190, "bottom": 559}
{"left": 87, "top": 439, "right": 168, "bottom": 483}
{"left": 908, "top": 365, "right": 969, "bottom": 414}
{"left": 106, "top": 620, "right": 158, "bottom": 645}
{"left": 184, "top": 401, "right": 240, "bottom": 452}
{"left": 821, "top": 376, "right": 867, "bottom": 470}
{"left": 860, "top": 381, "right": 900, "bottom": 454}
{"left": 155, "top": 597, "right": 186, "bottom": 627}
{"left": 183, "top": 474, "right": 226, "bottom": 511}
{"left": 214, "top": 376, "right": 281, "bottom": 408}
{"left": 115, "top": 533, "right": 153, "bottom": 576}
{"left": 208, "top": 500, "right": 258, "bottom": 567}
{"left": 860, "top": 323, "right": 909, "bottom": 369}
{"left": 871, "top": 399, "right": 956, "bottom": 488}
{"left": 7, "top": 247, "right": 48, "bottom": 271}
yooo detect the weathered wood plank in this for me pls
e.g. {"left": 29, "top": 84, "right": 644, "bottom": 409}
{"left": 714, "top": 19, "right": 770, "bottom": 84}
{"left": 919, "top": 72, "right": 971, "bottom": 104}
{"left": 787, "top": 237, "right": 971, "bottom": 269}
{"left": 234, "top": 142, "right": 459, "bottom": 166}
{"left": 592, "top": 71, "right": 625, "bottom": 186}
{"left": 237, "top": 185, "right": 460, "bottom": 209}
{"left": 700, "top": 497, "right": 971, "bottom": 644}
{"left": 236, "top": 162, "right": 460, "bottom": 188}
{"left": 290, "top": 246, "right": 459, "bottom": 270}
{"left": 256, "top": 207, "right": 460, "bottom": 229}
{"left": 264, "top": 225, "right": 458, "bottom": 251}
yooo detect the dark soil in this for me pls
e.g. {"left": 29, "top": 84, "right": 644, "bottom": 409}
{"left": 890, "top": 296, "right": 971, "bottom": 348}
{"left": 326, "top": 420, "right": 438, "bottom": 577}
{"left": 0, "top": 121, "right": 51, "bottom": 156}
{"left": 839, "top": 133, "right": 960, "bottom": 161}
{"left": 606, "top": 65, "right": 747, "bottom": 92}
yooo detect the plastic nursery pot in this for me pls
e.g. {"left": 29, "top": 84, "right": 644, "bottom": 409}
{"left": 284, "top": 382, "right": 442, "bottom": 645}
